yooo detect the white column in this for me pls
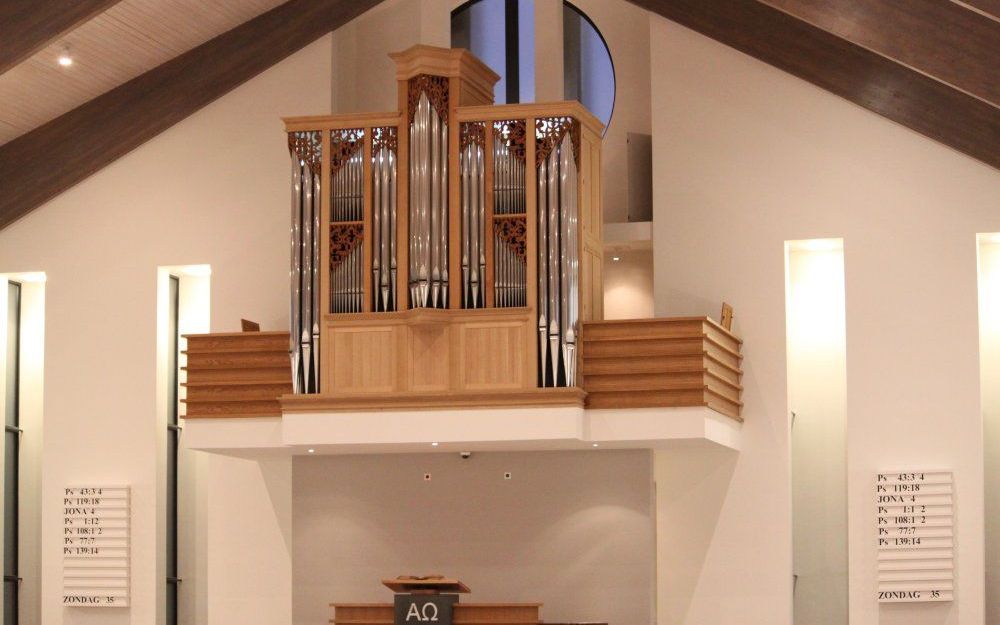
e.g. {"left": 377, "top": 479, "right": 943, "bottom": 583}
{"left": 980, "top": 236, "right": 1000, "bottom": 625}
{"left": 205, "top": 455, "right": 292, "bottom": 625}
{"left": 419, "top": 0, "right": 452, "bottom": 47}
{"left": 533, "top": 0, "right": 564, "bottom": 102}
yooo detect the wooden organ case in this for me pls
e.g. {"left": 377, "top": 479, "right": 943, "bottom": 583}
{"left": 285, "top": 46, "right": 603, "bottom": 407}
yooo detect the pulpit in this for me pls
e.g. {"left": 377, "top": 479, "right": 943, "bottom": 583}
{"left": 331, "top": 577, "right": 540, "bottom": 625}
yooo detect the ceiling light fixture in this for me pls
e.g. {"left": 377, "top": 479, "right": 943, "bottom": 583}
{"left": 431, "top": 442, "right": 439, "bottom": 447}
{"left": 612, "top": 256, "right": 620, "bottom": 262}
{"left": 57, "top": 47, "right": 73, "bottom": 67}
{"left": 307, "top": 448, "right": 315, "bottom": 454}
{"left": 592, "top": 443, "right": 599, "bottom": 447}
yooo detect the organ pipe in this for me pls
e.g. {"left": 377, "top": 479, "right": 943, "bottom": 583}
{"left": 330, "top": 130, "right": 364, "bottom": 315}
{"left": 536, "top": 126, "right": 579, "bottom": 387}
{"left": 492, "top": 120, "right": 527, "bottom": 309}
{"left": 288, "top": 131, "right": 322, "bottom": 394}
{"left": 371, "top": 127, "right": 398, "bottom": 312}
{"left": 409, "top": 92, "right": 449, "bottom": 308}
{"left": 460, "top": 123, "right": 486, "bottom": 308}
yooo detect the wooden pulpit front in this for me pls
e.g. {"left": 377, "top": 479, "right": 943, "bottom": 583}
{"left": 331, "top": 603, "right": 542, "bottom": 624}
{"left": 331, "top": 577, "right": 541, "bottom": 625}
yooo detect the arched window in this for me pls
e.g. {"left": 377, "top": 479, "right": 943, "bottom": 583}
{"left": 451, "top": 0, "right": 615, "bottom": 130}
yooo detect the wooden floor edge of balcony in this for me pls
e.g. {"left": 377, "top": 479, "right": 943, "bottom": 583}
{"left": 279, "top": 387, "right": 587, "bottom": 413}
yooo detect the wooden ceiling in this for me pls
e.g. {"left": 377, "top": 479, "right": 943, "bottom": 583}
{"left": 0, "top": 0, "right": 997, "bottom": 230}
{"left": 0, "top": 0, "right": 286, "bottom": 145}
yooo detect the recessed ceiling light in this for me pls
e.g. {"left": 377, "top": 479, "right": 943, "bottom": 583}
{"left": 612, "top": 256, "right": 620, "bottom": 262}
{"left": 57, "top": 47, "right": 73, "bottom": 67}
{"left": 307, "top": 448, "right": 315, "bottom": 453}
{"left": 431, "top": 442, "right": 439, "bottom": 447}
{"left": 592, "top": 443, "right": 599, "bottom": 447}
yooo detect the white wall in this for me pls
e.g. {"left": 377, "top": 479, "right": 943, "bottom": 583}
{"left": 650, "top": 15, "right": 1000, "bottom": 625}
{"left": 979, "top": 237, "right": 1000, "bottom": 625}
{"left": 293, "top": 450, "right": 655, "bottom": 625}
{"left": 603, "top": 250, "right": 654, "bottom": 319}
{"left": 0, "top": 34, "right": 334, "bottom": 625}
{"left": 330, "top": 0, "right": 452, "bottom": 114}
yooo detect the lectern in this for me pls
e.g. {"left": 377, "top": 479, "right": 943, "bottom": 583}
{"left": 331, "top": 577, "right": 541, "bottom": 625}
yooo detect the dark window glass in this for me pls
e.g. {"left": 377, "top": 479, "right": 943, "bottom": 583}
{"left": 451, "top": 0, "right": 614, "bottom": 129}
{"left": 4, "top": 282, "right": 20, "bottom": 625}
{"left": 166, "top": 276, "right": 179, "bottom": 625}
{"left": 563, "top": 2, "right": 615, "bottom": 129}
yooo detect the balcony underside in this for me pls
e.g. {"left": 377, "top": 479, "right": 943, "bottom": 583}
{"left": 182, "top": 403, "right": 741, "bottom": 456}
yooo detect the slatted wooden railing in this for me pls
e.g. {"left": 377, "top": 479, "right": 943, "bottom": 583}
{"left": 580, "top": 317, "right": 743, "bottom": 419}
{"left": 181, "top": 331, "right": 291, "bottom": 418}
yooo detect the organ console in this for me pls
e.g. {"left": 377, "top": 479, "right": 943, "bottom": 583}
{"left": 284, "top": 45, "right": 605, "bottom": 405}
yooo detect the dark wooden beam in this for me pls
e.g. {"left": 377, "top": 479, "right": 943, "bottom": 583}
{"left": 0, "top": 0, "right": 122, "bottom": 74}
{"left": 957, "top": 0, "right": 1000, "bottom": 19}
{"left": 0, "top": 0, "right": 380, "bottom": 230}
{"left": 632, "top": 0, "right": 1000, "bottom": 169}
{"left": 761, "top": 0, "right": 1000, "bottom": 105}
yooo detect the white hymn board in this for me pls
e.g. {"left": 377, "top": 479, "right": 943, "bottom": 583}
{"left": 876, "top": 471, "right": 953, "bottom": 603}
{"left": 62, "top": 485, "right": 130, "bottom": 607}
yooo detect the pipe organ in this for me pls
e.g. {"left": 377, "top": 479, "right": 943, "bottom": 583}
{"left": 285, "top": 45, "right": 603, "bottom": 402}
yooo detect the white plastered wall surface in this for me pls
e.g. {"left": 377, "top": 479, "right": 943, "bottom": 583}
{"left": 650, "top": 14, "right": 1000, "bottom": 625}
{"left": 0, "top": 35, "right": 334, "bottom": 625}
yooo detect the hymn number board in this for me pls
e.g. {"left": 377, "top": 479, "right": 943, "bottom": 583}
{"left": 876, "top": 471, "right": 953, "bottom": 603}
{"left": 62, "top": 486, "right": 130, "bottom": 608}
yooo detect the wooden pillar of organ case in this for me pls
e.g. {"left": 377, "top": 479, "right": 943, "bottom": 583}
{"left": 388, "top": 45, "right": 499, "bottom": 310}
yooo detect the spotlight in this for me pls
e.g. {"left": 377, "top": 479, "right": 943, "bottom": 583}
{"left": 58, "top": 47, "right": 73, "bottom": 67}
{"left": 307, "top": 448, "right": 315, "bottom": 454}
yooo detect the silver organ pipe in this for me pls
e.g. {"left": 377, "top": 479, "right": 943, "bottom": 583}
{"left": 492, "top": 121, "right": 527, "bottom": 309}
{"left": 288, "top": 131, "right": 322, "bottom": 393}
{"left": 537, "top": 153, "right": 549, "bottom": 386}
{"left": 330, "top": 130, "right": 365, "bottom": 315}
{"left": 371, "top": 127, "right": 398, "bottom": 312}
{"left": 409, "top": 91, "right": 449, "bottom": 308}
{"left": 290, "top": 151, "right": 302, "bottom": 393}
{"left": 301, "top": 157, "right": 314, "bottom": 390}
{"left": 460, "top": 123, "right": 486, "bottom": 308}
{"left": 535, "top": 121, "right": 580, "bottom": 387}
